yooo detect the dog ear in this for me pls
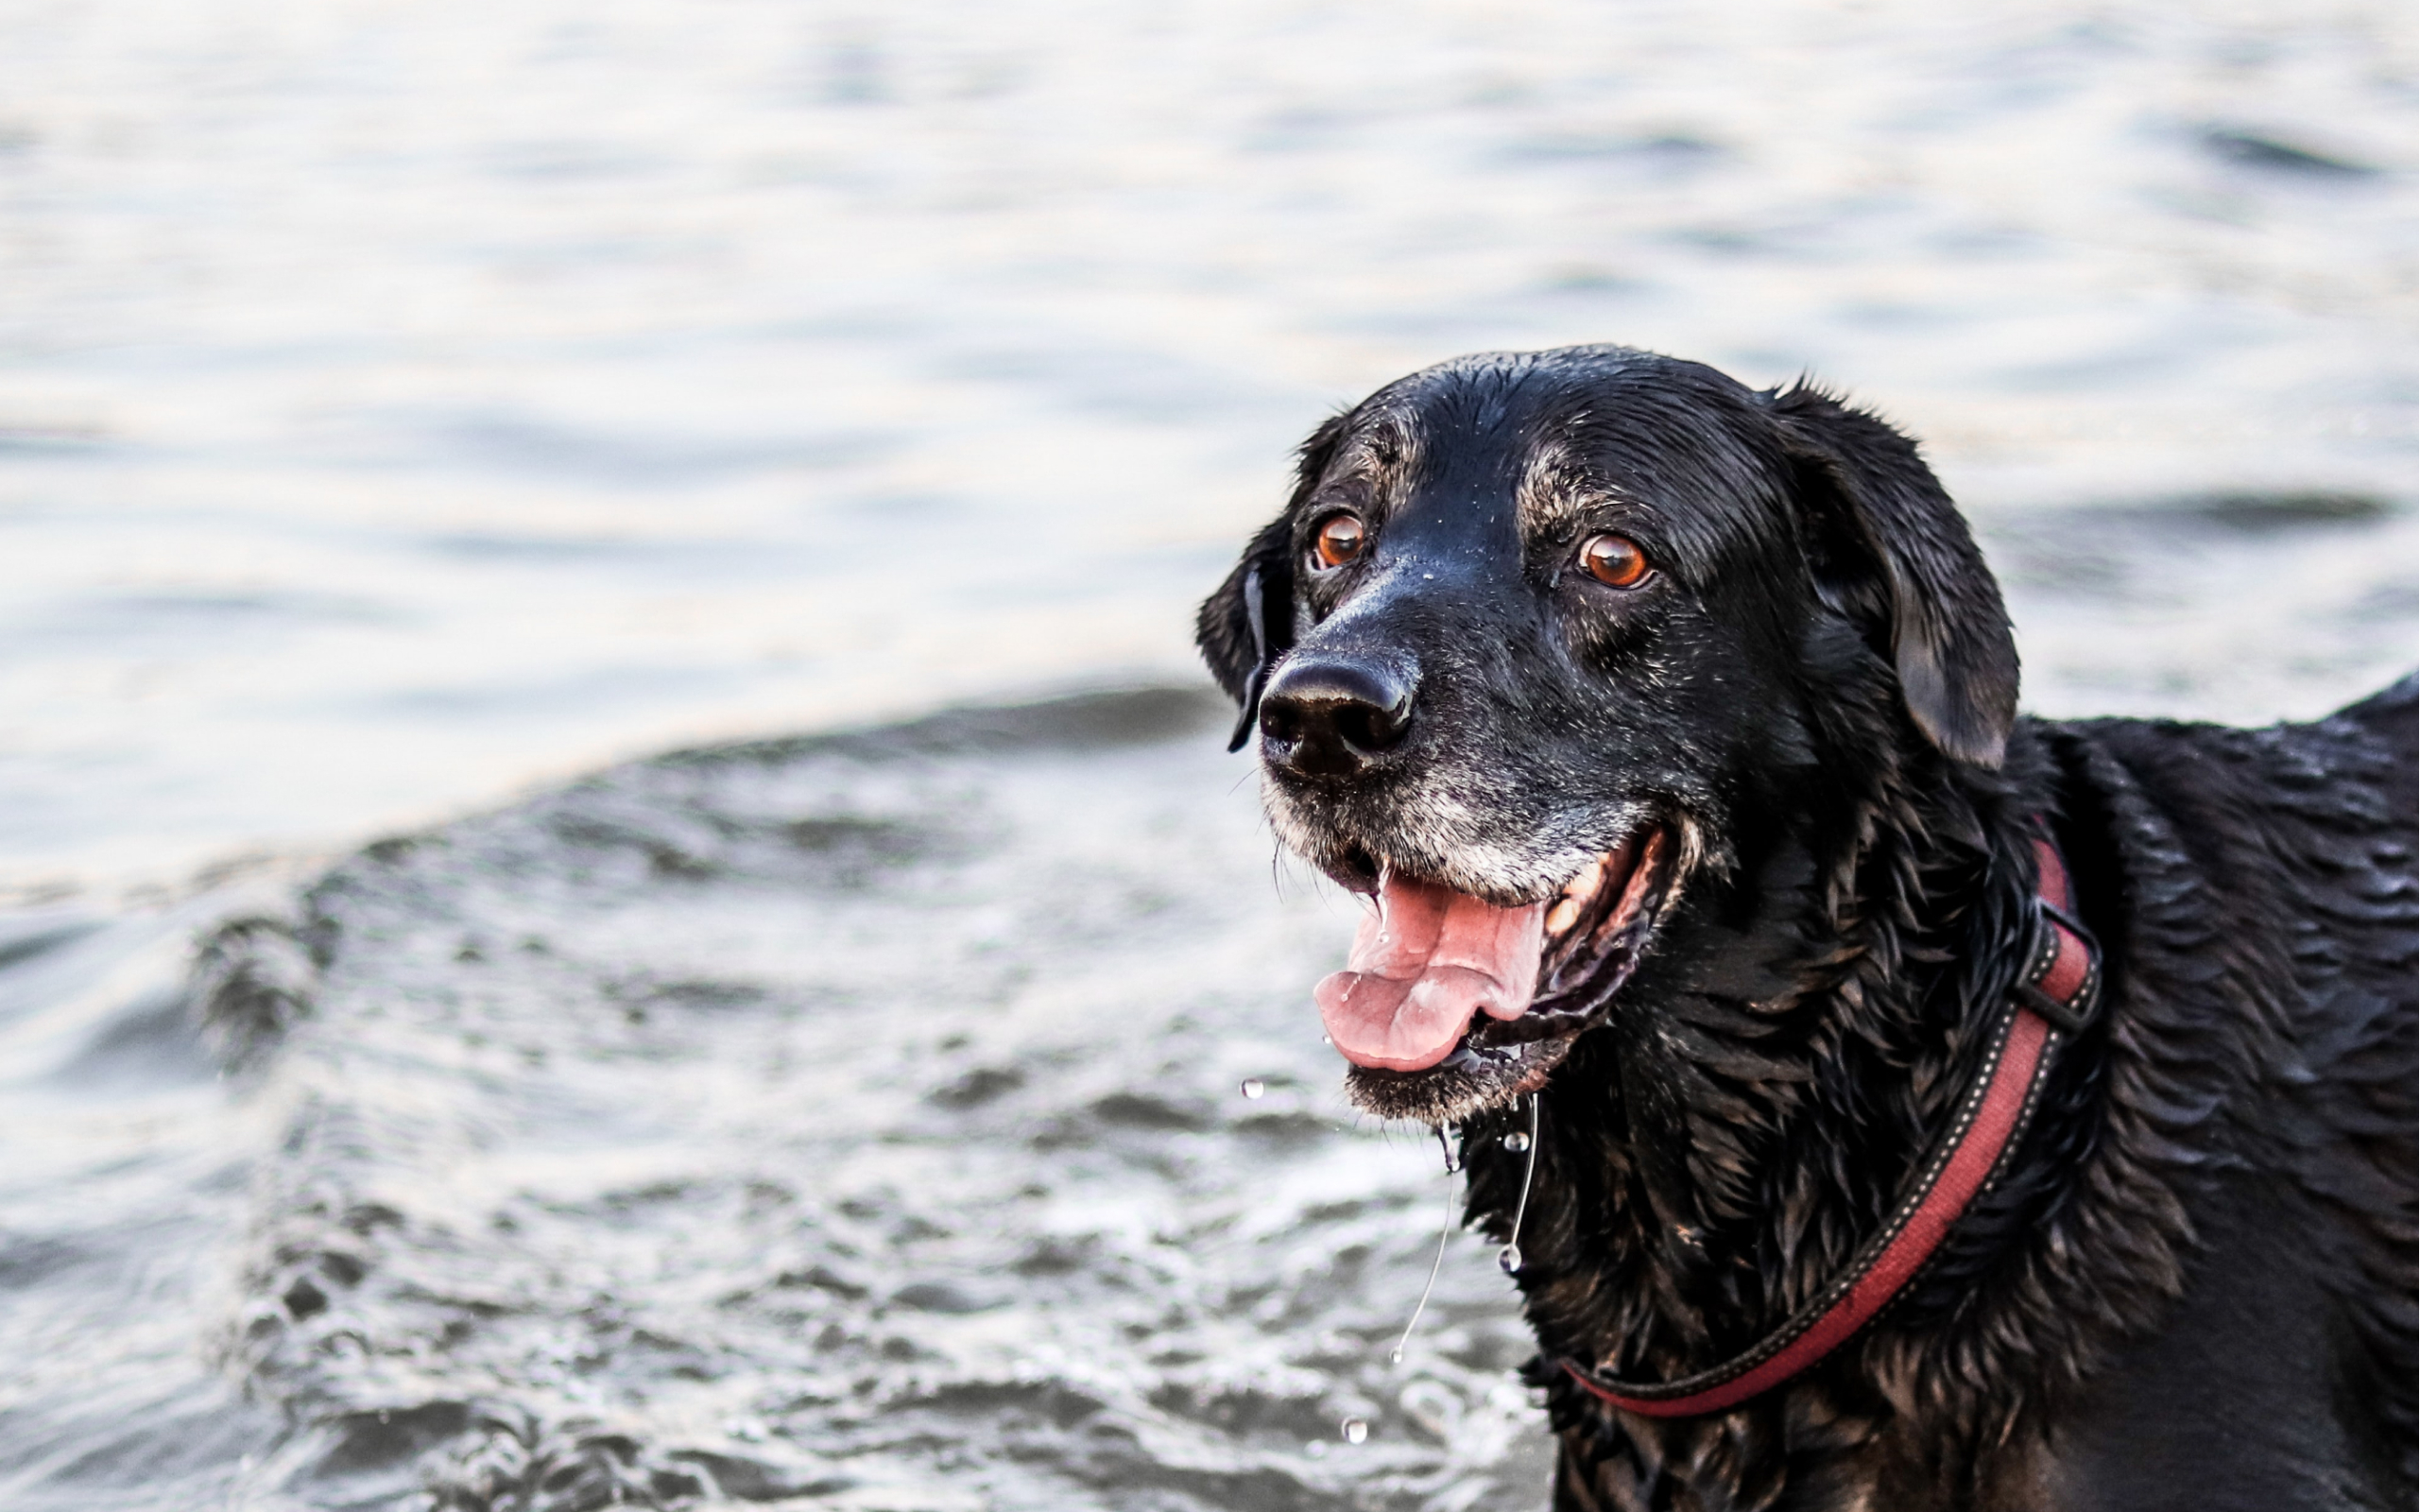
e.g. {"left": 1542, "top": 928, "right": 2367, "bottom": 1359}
{"left": 1774, "top": 385, "right": 2018, "bottom": 768}
{"left": 1196, "top": 414, "right": 1347, "bottom": 751}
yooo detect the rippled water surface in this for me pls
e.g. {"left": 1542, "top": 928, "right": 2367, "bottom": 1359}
{"left": 12, "top": 691, "right": 1571, "bottom": 1510}
{"left": 0, "top": 2, "right": 2411, "bottom": 1508}
{"left": 213, "top": 691, "right": 1562, "bottom": 1510}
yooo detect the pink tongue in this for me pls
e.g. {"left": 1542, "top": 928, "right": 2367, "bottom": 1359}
{"left": 1313, "top": 876, "right": 1544, "bottom": 1072}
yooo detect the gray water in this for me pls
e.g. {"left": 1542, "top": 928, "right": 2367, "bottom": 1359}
{"left": 0, "top": 2, "right": 2412, "bottom": 1508}
{"left": 9, "top": 690, "right": 1570, "bottom": 1511}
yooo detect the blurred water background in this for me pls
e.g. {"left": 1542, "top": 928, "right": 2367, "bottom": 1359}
{"left": 0, "top": 3, "right": 2411, "bottom": 1509}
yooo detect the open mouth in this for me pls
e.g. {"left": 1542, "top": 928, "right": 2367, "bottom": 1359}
{"left": 1312, "top": 827, "right": 1675, "bottom": 1119}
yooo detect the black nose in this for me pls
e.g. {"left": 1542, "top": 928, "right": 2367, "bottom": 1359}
{"left": 1258, "top": 656, "right": 1416, "bottom": 778}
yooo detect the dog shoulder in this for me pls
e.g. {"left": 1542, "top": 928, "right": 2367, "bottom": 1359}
{"left": 2034, "top": 699, "right": 2416, "bottom": 1501}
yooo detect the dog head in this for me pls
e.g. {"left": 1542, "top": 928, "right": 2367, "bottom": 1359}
{"left": 1198, "top": 346, "right": 2017, "bottom": 1123}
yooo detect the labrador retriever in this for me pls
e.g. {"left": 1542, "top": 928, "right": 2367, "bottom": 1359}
{"left": 1197, "top": 346, "right": 2416, "bottom": 1511}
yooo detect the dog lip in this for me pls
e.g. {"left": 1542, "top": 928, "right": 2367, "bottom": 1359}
{"left": 1317, "top": 824, "right": 1659, "bottom": 945}
{"left": 1540, "top": 832, "right": 1643, "bottom": 947}
{"left": 1321, "top": 844, "right": 1382, "bottom": 895}
{"left": 1314, "top": 842, "right": 1617, "bottom": 912}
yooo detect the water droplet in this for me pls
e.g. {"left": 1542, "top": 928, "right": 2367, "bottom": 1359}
{"left": 1502, "top": 1130, "right": 1531, "bottom": 1153}
{"left": 1497, "top": 1243, "right": 1523, "bottom": 1275}
{"left": 1386, "top": 1344, "right": 1404, "bottom": 1366}
{"left": 1321, "top": 1034, "right": 1332, "bottom": 1047}
{"left": 1340, "top": 1417, "right": 1370, "bottom": 1444}
{"left": 1435, "top": 1125, "right": 1460, "bottom": 1173}
{"left": 1239, "top": 1077, "right": 1265, "bottom": 1100}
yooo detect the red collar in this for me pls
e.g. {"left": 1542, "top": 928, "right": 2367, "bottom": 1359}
{"left": 1559, "top": 833, "right": 2102, "bottom": 1418}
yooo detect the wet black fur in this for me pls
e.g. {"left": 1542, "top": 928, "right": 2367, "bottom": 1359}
{"left": 1196, "top": 347, "right": 2417, "bottom": 1510}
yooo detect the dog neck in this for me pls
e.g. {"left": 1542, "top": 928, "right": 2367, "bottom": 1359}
{"left": 1469, "top": 721, "right": 2074, "bottom": 1427}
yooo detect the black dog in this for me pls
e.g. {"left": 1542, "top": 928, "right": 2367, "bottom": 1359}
{"left": 1196, "top": 346, "right": 2415, "bottom": 1510}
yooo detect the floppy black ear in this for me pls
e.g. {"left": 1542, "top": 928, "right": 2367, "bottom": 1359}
{"left": 1773, "top": 385, "right": 2018, "bottom": 768}
{"left": 1196, "top": 414, "right": 1347, "bottom": 751}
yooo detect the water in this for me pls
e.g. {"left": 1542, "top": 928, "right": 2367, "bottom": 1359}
{"left": 0, "top": 0, "right": 2411, "bottom": 901}
{"left": 28, "top": 691, "right": 1562, "bottom": 1509}
{"left": 0, "top": 3, "right": 2411, "bottom": 1508}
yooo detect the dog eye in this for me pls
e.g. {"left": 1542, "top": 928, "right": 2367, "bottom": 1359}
{"left": 1578, "top": 534, "right": 1651, "bottom": 588}
{"left": 1312, "top": 514, "right": 1367, "bottom": 570}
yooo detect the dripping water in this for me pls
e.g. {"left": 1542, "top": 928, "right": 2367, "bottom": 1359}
{"left": 1387, "top": 1125, "right": 1462, "bottom": 1367}
{"left": 1498, "top": 1094, "right": 1540, "bottom": 1276}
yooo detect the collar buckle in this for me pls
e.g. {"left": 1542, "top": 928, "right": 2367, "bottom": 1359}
{"left": 2017, "top": 899, "right": 2102, "bottom": 1035}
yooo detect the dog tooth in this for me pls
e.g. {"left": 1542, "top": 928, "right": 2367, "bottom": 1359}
{"left": 1544, "top": 899, "right": 1580, "bottom": 936}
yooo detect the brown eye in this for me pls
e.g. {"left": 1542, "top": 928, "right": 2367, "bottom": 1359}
{"left": 1578, "top": 533, "right": 1651, "bottom": 589}
{"left": 1313, "top": 514, "right": 1366, "bottom": 569}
